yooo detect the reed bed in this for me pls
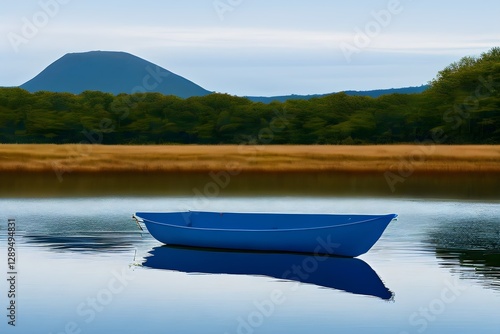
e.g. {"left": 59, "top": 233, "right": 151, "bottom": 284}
{"left": 0, "top": 144, "right": 499, "bottom": 174}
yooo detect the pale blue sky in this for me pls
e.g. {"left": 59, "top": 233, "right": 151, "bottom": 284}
{"left": 1, "top": 0, "right": 499, "bottom": 96}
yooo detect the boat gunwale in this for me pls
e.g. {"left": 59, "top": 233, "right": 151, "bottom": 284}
{"left": 136, "top": 212, "right": 398, "bottom": 233}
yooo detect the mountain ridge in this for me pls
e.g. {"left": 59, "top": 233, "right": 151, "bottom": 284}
{"left": 20, "top": 51, "right": 428, "bottom": 101}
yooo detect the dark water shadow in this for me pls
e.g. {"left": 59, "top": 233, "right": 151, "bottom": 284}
{"left": 142, "top": 245, "right": 394, "bottom": 300}
{"left": 23, "top": 232, "right": 148, "bottom": 254}
{"left": 1, "top": 171, "right": 499, "bottom": 199}
{"left": 426, "top": 219, "right": 500, "bottom": 291}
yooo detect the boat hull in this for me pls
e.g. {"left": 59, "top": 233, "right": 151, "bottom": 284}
{"left": 135, "top": 211, "right": 397, "bottom": 257}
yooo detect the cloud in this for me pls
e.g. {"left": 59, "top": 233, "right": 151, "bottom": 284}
{"left": 23, "top": 23, "right": 495, "bottom": 57}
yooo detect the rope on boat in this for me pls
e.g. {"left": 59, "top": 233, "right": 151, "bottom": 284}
{"left": 132, "top": 215, "right": 144, "bottom": 231}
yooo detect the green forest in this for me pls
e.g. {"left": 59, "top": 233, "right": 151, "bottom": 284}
{"left": 1, "top": 48, "right": 499, "bottom": 145}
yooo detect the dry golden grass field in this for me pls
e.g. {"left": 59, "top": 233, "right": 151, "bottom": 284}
{"left": 0, "top": 144, "right": 499, "bottom": 174}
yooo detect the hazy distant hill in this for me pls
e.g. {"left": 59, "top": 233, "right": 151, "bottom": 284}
{"left": 246, "top": 86, "right": 428, "bottom": 103}
{"left": 20, "top": 51, "right": 211, "bottom": 98}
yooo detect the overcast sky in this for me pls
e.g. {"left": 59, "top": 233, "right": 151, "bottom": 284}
{"left": 1, "top": 0, "right": 499, "bottom": 96}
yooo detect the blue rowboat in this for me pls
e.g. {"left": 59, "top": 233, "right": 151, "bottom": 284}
{"left": 143, "top": 245, "right": 394, "bottom": 300}
{"left": 134, "top": 211, "right": 397, "bottom": 257}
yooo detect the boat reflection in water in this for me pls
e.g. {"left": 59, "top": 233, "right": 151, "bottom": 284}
{"left": 143, "top": 245, "right": 394, "bottom": 300}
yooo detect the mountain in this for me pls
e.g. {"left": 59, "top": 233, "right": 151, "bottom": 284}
{"left": 246, "top": 86, "right": 428, "bottom": 103}
{"left": 20, "top": 51, "right": 211, "bottom": 98}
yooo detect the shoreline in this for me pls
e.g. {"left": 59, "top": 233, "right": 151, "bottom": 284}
{"left": 1, "top": 144, "right": 499, "bottom": 174}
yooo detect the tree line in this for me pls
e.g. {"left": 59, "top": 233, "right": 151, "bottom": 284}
{"left": 1, "top": 48, "right": 499, "bottom": 145}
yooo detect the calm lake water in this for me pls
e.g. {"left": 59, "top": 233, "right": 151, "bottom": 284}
{"left": 1, "top": 196, "right": 499, "bottom": 333}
